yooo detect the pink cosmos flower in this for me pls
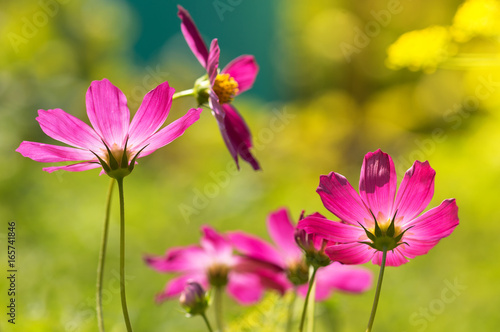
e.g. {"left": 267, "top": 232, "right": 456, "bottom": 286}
{"left": 178, "top": 5, "right": 260, "bottom": 170}
{"left": 228, "top": 208, "right": 372, "bottom": 301}
{"left": 298, "top": 149, "right": 459, "bottom": 267}
{"left": 16, "top": 79, "right": 201, "bottom": 176}
{"left": 144, "top": 225, "right": 285, "bottom": 305}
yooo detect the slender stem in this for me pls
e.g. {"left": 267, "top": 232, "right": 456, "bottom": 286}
{"left": 96, "top": 179, "right": 115, "bottom": 332}
{"left": 285, "top": 289, "right": 297, "bottom": 332}
{"left": 214, "top": 286, "right": 224, "bottom": 332}
{"left": 172, "top": 89, "right": 195, "bottom": 100}
{"left": 201, "top": 312, "right": 214, "bottom": 332}
{"left": 117, "top": 178, "right": 133, "bottom": 332}
{"left": 306, "top": 271, "right": 317, "bottom": 332}
{"left": 299, "top": 266, "right": 319, "bottom": 332}
{"left": 365, "top": 248, "right": 388, "bottom": 332}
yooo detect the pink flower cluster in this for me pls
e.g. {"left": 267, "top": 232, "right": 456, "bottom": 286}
{"left": 145, "top": 208, "right": 373, "bottom": 305}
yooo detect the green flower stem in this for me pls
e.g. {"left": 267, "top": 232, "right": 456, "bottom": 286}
{"left": 96, "top": 179, "right": 115, "bottom": 332}
{"left": 201, "top": 312, "right": 215, "bottom": 332}
{"left": 117, "top": 178, "right": 133, "bottom": 332}
{"left": 365, "top": 247, "right": 388, "bottom": 332}
{"left": 306, "top": 271, "right": 317, "bottom": 332}
{"left": 299, "top": 266, "right": 319, "bottom": 332}
{"left": 214, "top": 286, "right": 224, "bottom": 332}
{"left": 285, "top": 289, "right": 297, "bottom": 332}
{"left": 172, "top": 89, "right": 195, "bottom": 100}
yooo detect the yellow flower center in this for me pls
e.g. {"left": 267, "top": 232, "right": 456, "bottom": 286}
{"left": 213, "top": 74, "right": 239, "bottom": 104}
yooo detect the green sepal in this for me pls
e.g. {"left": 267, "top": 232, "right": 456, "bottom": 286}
{"left": 386, "top": 211, "right": 398, "bottom": 237}
{"left": 102, "top": 140, "right": 119, "bottom": 170}
{"left": 90, "top": 151, "right": 111, "bottom": 174}
{"left": 369, "top": 210, "right": 383, "bottom": 237}
{"left": 358, "top": 222, "right": 377, "bottom": 242}
{"left": 394, "top": 225, "right": 413, "bottom": 244}
{"left": 128, "top": 144, "right": 148, "bottom": 173}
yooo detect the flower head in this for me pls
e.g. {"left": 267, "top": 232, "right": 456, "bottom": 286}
{"left": 229, "top": 208, "right": 372, "bottom": 301}
{"left": 178, "top": 5, "right": 260, "bottom": 170}
{"left": 298, "top": 149, "right": 459, "bottom": 267}
{"left": 16, "top": 79, "right": 202, "bottom": 178}
{"left": 144, "top": 225, "right": 285, "bottom": 305}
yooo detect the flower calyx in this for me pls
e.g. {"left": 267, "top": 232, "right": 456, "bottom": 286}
{"left": 207, "top": 264, "right": 229, "bottom": 288}
{"left": 359, "top": 210, "right": 412, "bottom": 252}
{"left": 92, "top": 138, "right": 146, "bottom": 179}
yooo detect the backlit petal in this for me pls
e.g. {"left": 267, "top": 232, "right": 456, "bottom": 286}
{"left": 317, "top": 172, "right": 371, "bottom": 226}
{"left": 36, "top": 108, "right": 102, "bottom": 149}
{"left": 325, "top": 243, "right": 374, "bottom": 265}
{"left": 222, "top": 55, "right": 259, "bottom": 94}
{"left": 144, "top": 245, "right": 209, "bottom": 274}
{"left": 359, "top": 149, "right": 397, "bottom": 219}
{"left": 227, "top": 272, "right": 264, "bottom": 305}
{"left": 85, "top": 79, "right": 130, "bottom": 147}
{"left": 403, "top": 199, "right": 459, "bottom": 241}
{"left": 298, "top": 216, "right": 363, "bottom": 243}
{"left": 228, "top": 232, "right": 284, "bottom": 268}
{"left": 128, "top": 82, "right": 174, "bottom": 149}
{"left": 42, "top": 162, "right": 101, "bottom": 173}
{"left": 16, "top": 141, "right": 95, "bottom": 162}
{"left": 138, "top": 108, "right": 202, "bottom": 158}
{"left": 177, "top": 5, "right": 209, "bottom": 68}
{"left": 223, "top": 104, "right": 260, "bottom": 170}
{"left": 393, "top": 160, "right": 435, "bottom": 223}
{"left": 372, "top": 247, "right": 409, "bottom": 266}
{"left": 267, "top": 208, "right": 302, "bottom": 261}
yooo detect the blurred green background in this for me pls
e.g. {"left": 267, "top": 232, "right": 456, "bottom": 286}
{"left": 1, "top": 0, "right": 500, "bottom": 331}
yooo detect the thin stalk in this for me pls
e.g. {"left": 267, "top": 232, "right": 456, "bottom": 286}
{"left": 117, "top": 178, "right": 133, "bottom": 332}
{"left": 365, "top": 248, "right": 388, "bottom": 332}
{"left": 96, "top": 179, "right": 115, "bottom": 332}
{"left": 214, "top": 286, "right": 224, "bottom": 332}
{"left": 172, "top": 89, "right": 195, "bottom": 100}
{"left": 299, "top": 266, "right": 319, "bottom": 332}
{"left": 306, "top": 271, "right": 317, "bottom": 332}
{"left": 201, "top": 312, "right": 214, "bottom": 332}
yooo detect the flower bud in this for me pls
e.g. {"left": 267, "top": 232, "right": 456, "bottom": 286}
{"left": 179, "top": 281, "right": 209, "bottom": 316}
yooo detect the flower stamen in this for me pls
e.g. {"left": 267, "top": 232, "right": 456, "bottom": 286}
{"left": 213, "top": 74, "right": 239, "bottom": 104}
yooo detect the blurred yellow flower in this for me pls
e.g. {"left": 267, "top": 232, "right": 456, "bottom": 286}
{"left": 386, "top": 26, "right": 456, "bottom": 73}
{"left": 452, "top": 0, "right": 500, "bottom": 42}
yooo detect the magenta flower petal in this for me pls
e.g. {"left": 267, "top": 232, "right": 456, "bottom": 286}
{"left": 228, "top": 232, "right": 285, "bottom": 268}
{"left": 227, "top": 272, "right": 264, "bottom": 305}
{"left": 321, "top": 262, "right": 373, "bottom": 293}
{"left": 297, "top": 262, "right": 373, "bottom": 301}
{"left": 359, "top": 149, "right": 397, "bottom": 219}
{"left": 298, "top": 215, "right": 364, "bottom": 243}
{"left": 325, "top": 243, "right": 374, "bottom": 265}
{"left": 200, "top": 225, "right": 233, "bottom": 258}
{"left": 128, "top": 82, "right": 175, "bottom": 149}
{"left": 177, "top": 5, "right": 209, "bottom": 69}
{"left": 404, "top": 199, "right": 459, "bottom": 240}
{"left": 36, "top": 109, "right": 102, "bottom": 150}
{"left": 222, "top": 55, "right": 259, "bottom": 94}
{"left": 139, "top": 108, "right": 202, "bottom": 158}
{"left": 207, "top": 39, "right": 220, "bottom": 86}
{"left": 267, "top": 209, "right": 303, "bottom": 261}
{"left": 318, "top": 172, "right": 371, "bottom": 226}
{"left": 393, "top": 160, "right": 436, "bottom": 223}
{"left": 16, "top": 141, "right": 95, "bottom": 162}
{"left": 156, "top": 274, "right": 207, "bottom": 303}
{"left": 85, "top": 78, "right": 130, "bottom": 147}
{"left": 372, "top": 248, "right": 409, "bottom": 267}
{"left": 42, "top": 162, "right": 101, "bottom": 173}
{"left": 144, "top": 245, "right": 209, "bottom": 273}
{"left": 223, "top": 104, "right": 260, "bottom": 170}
